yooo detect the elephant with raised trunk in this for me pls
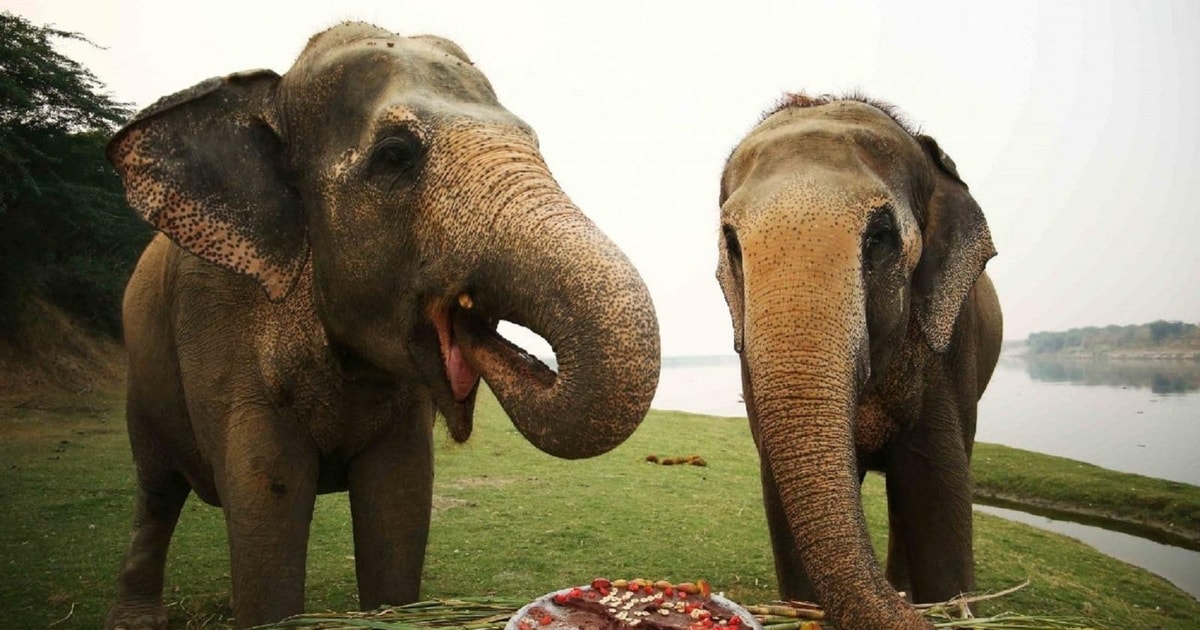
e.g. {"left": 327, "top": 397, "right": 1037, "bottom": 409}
{"left": 716, "top": 94, "right": 1002, "bottom": 629}
{"left": 105, "top": 22, "right": 660, "bottom": 629}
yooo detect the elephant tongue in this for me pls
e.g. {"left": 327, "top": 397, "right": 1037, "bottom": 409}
{"left": 445, "top": 342, "right": 478, "bottom": 402}
{"left": 431, "top": 304, "right": 479, "bottom": 402}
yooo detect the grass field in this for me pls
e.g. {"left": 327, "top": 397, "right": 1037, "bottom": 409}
{"left": 2, "top": 388, "right": 1198, "bottom": 629}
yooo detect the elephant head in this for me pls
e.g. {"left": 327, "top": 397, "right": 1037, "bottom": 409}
{"left": 716, "top": 95, "right": 995, "bottom": 629}
{"left": 107, "top": 22, "right": 660, "bottom": 458}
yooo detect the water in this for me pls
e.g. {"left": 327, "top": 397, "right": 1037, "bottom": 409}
{"left": 650, "top": 353, "right": 1200, "bottom": 597}
{"left": 978, "top": 355, "right": 1200, "bottom": 486}
{"left": 652, "top": 353, "right": 1200, "bottom": 485}
{"left": 652, "top": 355, "right": 747, "bottom": 418}
{"left": 975, "top": 504, "right": 1200, "bottom": 599}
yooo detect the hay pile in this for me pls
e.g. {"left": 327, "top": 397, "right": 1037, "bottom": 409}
{"left": 252, "top": 598, "right": 523, "bottom": 630}
{"left": 251, "top": 581, "right": 1096, "bottom": 630}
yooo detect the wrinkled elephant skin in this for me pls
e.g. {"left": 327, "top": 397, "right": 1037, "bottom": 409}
{"left": 716, "top": 95, "right": 1002, "bottom": 630}
{"left": 104, "top": 22, "right": 659, "bottom": 630}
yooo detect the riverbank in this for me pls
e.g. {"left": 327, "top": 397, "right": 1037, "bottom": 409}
{"left": 1006, "top": 347, "right": 1200, "bottom": 361}
{"left": 972, "top": 442, "right": 1200, "bottom": 549}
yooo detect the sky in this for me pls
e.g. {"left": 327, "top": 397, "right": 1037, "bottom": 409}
{"left": 9, "top": 0, "right": 1199, "bottom": 357}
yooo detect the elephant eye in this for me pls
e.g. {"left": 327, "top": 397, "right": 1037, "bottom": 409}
{"left": 368, "top": 129, "right": 424, "bottom": 182}
{"left": 863, "top": 207, "right": 899, "bottom": 266}
{"left": 722, "top": 225, "right": 743, "bottom": 264}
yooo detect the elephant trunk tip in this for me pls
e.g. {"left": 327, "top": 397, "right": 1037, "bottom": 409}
{"left": 457, "top": 305, "right": 657, "bottom": 460}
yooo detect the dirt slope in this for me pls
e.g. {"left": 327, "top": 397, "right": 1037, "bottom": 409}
{"left": 0, "top": 299, "right": 125, "bottom": 401}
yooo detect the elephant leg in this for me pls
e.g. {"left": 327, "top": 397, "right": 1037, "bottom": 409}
{"left": 885, "top": 503, "right": 913, "bottom": 599}
{"left": 219, "top": 411, "right": 319, "bottom": 628}
{"left": 349, "top": 397, "right": 436, "bottom": 609}
{"left": 758, "top": 454, "right": 816, "bottom": 601}
{"left": 106, "top": 471, "right": 190, "bottom": 630}
{"left": 884, "top": 426, "right": 974, "bottom": 604}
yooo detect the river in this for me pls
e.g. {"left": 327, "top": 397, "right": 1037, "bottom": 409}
{"left": 649, "top": 352, "right": 1200, "bottom": 598}
{"left": 977, "top": 354, "right": 1200, "bottom": 486}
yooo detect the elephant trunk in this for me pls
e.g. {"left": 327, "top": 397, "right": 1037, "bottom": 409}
{"left": 434, "top": 121, "right": 660, "bottom": 459}
{"left": 743, "top": 242, "right": 929, "bottom": 629}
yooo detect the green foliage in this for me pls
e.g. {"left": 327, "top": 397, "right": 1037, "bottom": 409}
{"left": 0, "top": 12, "right": 149, "bottom": 337}
{"left": 1150, "top": 320, "right": 1188, "bottom": 343}
{"left": 1027, "top": 321, "right": 1200, "bottom": 355}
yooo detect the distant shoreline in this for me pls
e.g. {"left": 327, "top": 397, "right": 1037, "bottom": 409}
{"left": 1007, "top": 321, "right": 1200, "bottom": 361}
{"left": 1002, "top": 343, "right": 1200, "bottom": 361}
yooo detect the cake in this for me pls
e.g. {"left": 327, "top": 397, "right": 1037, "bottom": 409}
{"left": 507, "top": 578, "right": 763, "bottom": 630}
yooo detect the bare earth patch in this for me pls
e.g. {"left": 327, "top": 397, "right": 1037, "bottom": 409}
{"left": 432, "top": 496, "right": 478, "bottom": 512}
{"left": 445, "top": 475, "right": 515, "bottom": 490}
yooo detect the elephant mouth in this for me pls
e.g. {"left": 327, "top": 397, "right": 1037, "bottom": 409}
{"left": 427, "top": 294, "right": 558, "bottom": 403}
{"left": 429, "top": 299, "right": 482, "bottom": 403}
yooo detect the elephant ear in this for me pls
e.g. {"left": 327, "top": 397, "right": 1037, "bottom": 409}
{"left": 106, "top": 69, "right": 307, "bottom": 301}
{"left": 911, "top": 135, "right": 997, "bottom": 353}
{"left": 716, "top": 234, "right": 746, "bottom": 354}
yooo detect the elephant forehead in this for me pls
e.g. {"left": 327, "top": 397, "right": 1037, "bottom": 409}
{"left": 283, "top": 48, "right": 520, "bottom": 164}
{"left": 288, "top": 37, "right": 497, "bottom": 113}
{"left": 765, "top": 98, "right": 903, "bottom": 130}
{"left": 723, "top": 102, "right": 921, "bottom": 203}
{"left": 724, "top": 170, "right": 894, "bottom": 228}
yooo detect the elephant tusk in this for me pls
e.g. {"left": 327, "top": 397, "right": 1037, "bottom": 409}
{"left": 458, "top": 292, "right": 474, "bottom": 310}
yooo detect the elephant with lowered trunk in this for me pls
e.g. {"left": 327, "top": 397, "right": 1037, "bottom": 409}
{"left": 105, "top": 22, "right": 660, "bottom": 630}
{"left": 716, "top": 95, "right": 1002, "bottom": 630}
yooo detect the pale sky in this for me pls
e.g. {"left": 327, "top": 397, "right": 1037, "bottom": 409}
{"left": 10, "top": 0, "right": 1199, "bottom": 356}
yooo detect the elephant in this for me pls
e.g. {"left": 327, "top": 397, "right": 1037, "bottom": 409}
{"left": 103, "top": 22, "right": 660, "bottom": 630}
{"left": 715, "top": 94, "right": 1002, "bottom": 629}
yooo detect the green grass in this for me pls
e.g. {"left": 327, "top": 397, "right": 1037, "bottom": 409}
{"left": 2, "top": 389, "right": 1198, "bottom": 629}
{"left": 972, "top": 443, "right": 1200, "bottom": 546}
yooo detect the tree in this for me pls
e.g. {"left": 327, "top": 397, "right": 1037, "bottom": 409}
{"left": 1149, "top": 320, "right": 1185, "bottom": 343}
{"left": 0, "top": 11, "right": 150, "bottom": 336}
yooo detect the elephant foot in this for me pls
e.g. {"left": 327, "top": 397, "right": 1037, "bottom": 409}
{"left": 105, "top": 601, "right": 168, "bottom": 630}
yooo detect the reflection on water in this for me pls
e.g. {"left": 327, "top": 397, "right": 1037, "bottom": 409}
{"left": 980, "top": 355, "right": 1200, "bottom": 485}
{"left": 975, "top": 503, "right": 1200, "bottom": 600}
{"left": 1024, "top": 356, "right": 1200, "bottom": 394}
